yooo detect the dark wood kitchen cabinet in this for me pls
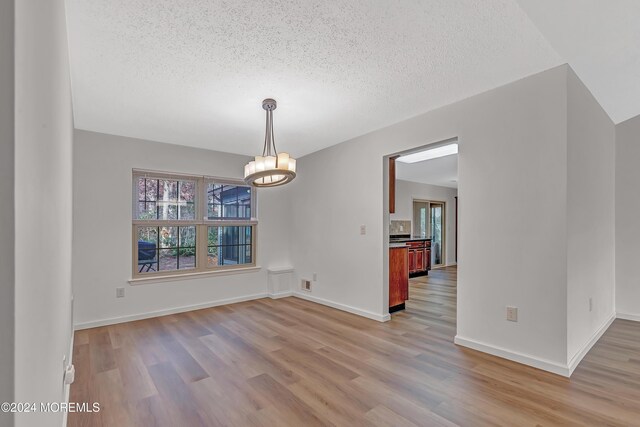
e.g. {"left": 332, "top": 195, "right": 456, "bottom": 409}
{"left": 389, "top": 245, "right": 408, "bottom": 312}
{"left": 389, "top": 156, "right": 398, "bottom": 213}
{"left": 407, "top": 239, "right": 431, "bottom": 277}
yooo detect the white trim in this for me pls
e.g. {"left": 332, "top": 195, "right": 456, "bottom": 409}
{"left": 293, "top": 291, "right": 391, "bottom": 322}
{"left": 128, "top": 266, "right": 262, "bottom": 285}
{"left": 431, "top": 263, "right": 457, "bottom": 269}
{"left": 268, "top": 291, "right": 294, "bottom": 299}
{"left": 617, "top": 312, "right": 640, "bottom": 322}
{"left": 454, "top": 335, "right": 571, "bottom": 377}
{"left": 567, "top": 313, "right": 616, "bottom": 376}
{"left": 267, "top": 266, "right": 294, "bottom": 274}
{"left": 74, "top": 292, "right": 268, "bottom": 330}
{"left": 61, "top": 331, "right": 74, "bottom": 427}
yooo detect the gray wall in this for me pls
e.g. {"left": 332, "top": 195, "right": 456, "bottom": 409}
{"left": 72, "top": 130, "right": 293, "bottom": 328}
{"left": 0, "top": 0, "right": 15, "bottom": 426}
{"left": 290, "top": 65, "right": 571, "bottom": 369}
{"left": 566, "top": 68, "right": 616, "bottom": 364}
{"left": 616, "top": 114, "right": 640, "bottom": 319}
{"left": 391, "top": 180, "right": 458, "bottom": 266}
{"left": 14, "top": 1, "right": 74, "bottom": 426}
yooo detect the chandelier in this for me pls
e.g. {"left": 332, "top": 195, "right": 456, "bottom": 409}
{"left": 244, "top": 99, "right": 297, "bottom": 187}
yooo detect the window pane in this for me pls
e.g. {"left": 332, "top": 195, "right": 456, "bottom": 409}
{"left": 136, "top": 225, "right": 196, "bottom": 273}
{"left": 207, "top": 226, "right": 253, "bottom": 266}
{"left": 207, "top": 183, "right": 252, "bottom": 220}
{"left": 178, "top": 226, "right": 197, "bottom": 271}
{"left": 207, "top": 203, "right": 221, "bottom": 219}
{"left": 207, "top": 246, "right": 219, "bottom": 267}
{"left": 178, "top": 181, "right": 196, "bottom": 220}
{"left": 179, "top": 203, "right": 195, "bottom": 221}
{"left": 137, "top": 202, "right": 156, "bottom": 220}
{"left": 137, "top": 227, "right": 159, "bottom": 273}
{"left": 145, "top": 179, "right": 157, "bottom": 201}
{"left": 135, "top": 177, "right": 196, "bottom": 220}
{"left": 158, "top": 248, "right": 178, "bottom": 271}
{"left": 238, "top": 186, "right": 251, "bottom": 218}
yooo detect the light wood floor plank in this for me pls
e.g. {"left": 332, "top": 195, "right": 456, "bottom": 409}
{"left": 69, "top": 267, "right": 640, "bottom": 426}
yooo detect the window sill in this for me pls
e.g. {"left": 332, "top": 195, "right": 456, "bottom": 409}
{"left": 128, "top": 266, "right": 262, "bottom": 285}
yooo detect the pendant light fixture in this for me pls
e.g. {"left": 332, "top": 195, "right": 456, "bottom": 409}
{"left": 244, "top": 98, "right": 297, "bottom": 187}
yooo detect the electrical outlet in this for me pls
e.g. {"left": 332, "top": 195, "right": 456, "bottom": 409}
{"left": 313, "top": 272, "right": 317, "bottom": 281}
{"left": 360, "top": 225, "right": 366, "bottom": 235}
{"left": 506, "top": 306, "right": 518, "bottom": 322}
{"left": 589, "top": 297, "right": 593, "bottom": 312}
{"left": 116, "top": 287, "right": 125, "bottom": 298}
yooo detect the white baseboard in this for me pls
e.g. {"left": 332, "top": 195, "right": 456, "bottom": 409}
{"left": 454, "top": 335, "right": 571, "bottom": 377}
{"left": 268, "top": 291, "right": 293, "bottom": 299}
{"left": 293, "top": 291, "right": 390, "bottom": 322}
{"left": 617, "top": 312, "right": 640, "bottom": 322}
{"left": 74, "top": 292, "right": 268, "bottom": 330}
{"left": 74, "top": 290, "right": 391, "bottom": 329}
{"left": 455, "top": 313, "right": 616, "bottom": 378}
{"left": 567, "top": 313, "right": 616, "bottom": 376}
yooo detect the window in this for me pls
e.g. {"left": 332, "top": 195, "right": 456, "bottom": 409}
{"left": 133, "top": 171, "right": 256, "bottom": 278}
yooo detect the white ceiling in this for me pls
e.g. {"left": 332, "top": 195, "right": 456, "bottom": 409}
{"left": 515, "top": 0, "right": 640, "bottom": 124}
{"left": 65, "top": 0, "right": 561, "bottom": 157}
{"left": 396, "top": 155, "right": 458, "bottom": 189}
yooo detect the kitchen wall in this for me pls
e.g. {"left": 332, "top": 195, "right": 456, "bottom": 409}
{"left": 566, "top": 68, "right": 616, "bottom": 367}
{"left": 72, "top": 130, "right": 293, "bottom": 328}
{"left": 391, "top": 180, "right": 457, "bottom": 266}
{"left": 14, "top": 1, "right": 75, "bottom": 426}
{"left": 290, "top": 65, "right": 570, "bottom": 369}
{"left": 0, "top": 0, "right": 15, "bottom": 423}
{"left": 615, "top": 114, "right": 640, "bottom": 321}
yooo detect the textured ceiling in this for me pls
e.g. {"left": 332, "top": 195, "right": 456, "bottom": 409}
{"left": 516, "top": 0, "right": 640, "bottom": 124}
{"left": 397, "top": 155, "right": 458, "bottom": 189}
{"left": 65, "top": 0, "right": 561, "bottom": 157}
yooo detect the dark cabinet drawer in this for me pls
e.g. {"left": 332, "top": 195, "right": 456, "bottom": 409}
{"left": 407, "top": 240, "right": 430, "bottom": 249}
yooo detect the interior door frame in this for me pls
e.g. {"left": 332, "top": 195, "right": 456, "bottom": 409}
{"left": 412, "top": 198, "right": 446, "bottom": 268}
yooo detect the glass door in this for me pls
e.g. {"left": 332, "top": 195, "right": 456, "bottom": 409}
{"left": 430, "top": 202, "right": 444, "bottom": 267}
{"left": 412, "top": 200, "right": 446, "bottom": 268}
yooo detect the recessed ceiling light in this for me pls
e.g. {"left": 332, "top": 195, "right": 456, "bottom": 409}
{"left": 396, "top": 143, "right": 458, "bottom": 163}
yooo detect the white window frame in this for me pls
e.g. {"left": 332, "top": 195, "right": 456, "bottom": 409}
{"left": 131, "top": 169, "right": 257, "bottom": 281}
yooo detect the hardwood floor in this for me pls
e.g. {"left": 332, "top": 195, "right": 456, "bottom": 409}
{"left": 69, "top": 266, "right": 640, "bottom": 426}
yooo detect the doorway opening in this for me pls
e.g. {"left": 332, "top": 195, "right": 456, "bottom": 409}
{"left": 386, "top": 137, "right": 458, "bottom": 318}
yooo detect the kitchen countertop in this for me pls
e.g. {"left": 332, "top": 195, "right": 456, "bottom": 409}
{"left": 389, "top": 243, "right": 409, "bottom": 248}
{"left": 389, "top": 237, "right": 432, "bottom": 243}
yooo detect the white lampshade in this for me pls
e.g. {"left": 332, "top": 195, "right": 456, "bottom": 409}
{"left": 265, "top": 156, "right": 277, "bottom": 170}
{"left": 255, "top": 156, "right": 265, "bottom": 172}
{"left": 277, "top": 152, "right": 290, "bottom": 170}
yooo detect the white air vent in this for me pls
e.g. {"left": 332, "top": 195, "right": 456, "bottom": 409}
{"left": 301, "top": 279, "right": 312, "bottom": 292}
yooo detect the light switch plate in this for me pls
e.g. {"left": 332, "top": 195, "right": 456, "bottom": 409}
{"left": 116, "top": 287, "right": 125, "bottom": 298}
{"left": 506, "top": 306, "right": 518, "bottom": 322}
